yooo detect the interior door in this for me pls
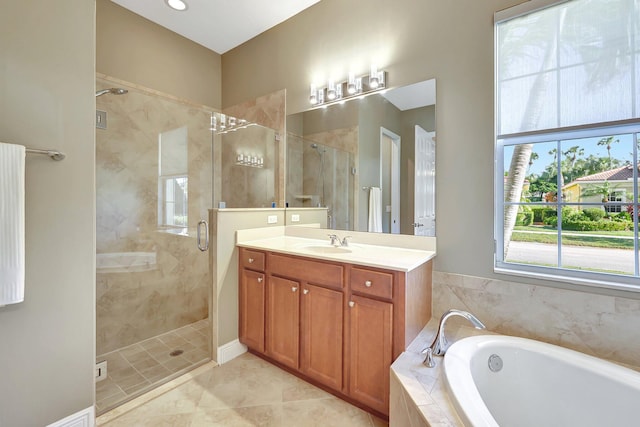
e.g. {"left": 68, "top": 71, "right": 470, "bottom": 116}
{"left": 414, "top": 126, "right": 436, "bottom": 236}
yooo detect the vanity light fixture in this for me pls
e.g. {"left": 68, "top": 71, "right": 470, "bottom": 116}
{"left": 210, "top": 112, "right": 254, "bottom": 135}
{"left": 236, "top": 153, "right": 264, "bottom": 168}
{"left": 308, "top": 67, "right": 387, "bottom": 109}
{"left": 165, "top": 0, "right": 188, "bottom": 11}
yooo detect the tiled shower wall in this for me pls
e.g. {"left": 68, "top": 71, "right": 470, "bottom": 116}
{"left": 287, "top": 130, "right": 356, "bottom": 230}
{"left": 219, "top": 125, "right": 278, "bottom": 208}
{"left": 96, "top": 77, "right": 211, "bottom": 355}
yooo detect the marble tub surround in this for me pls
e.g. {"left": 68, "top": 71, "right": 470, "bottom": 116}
{"left": 432, "top": 271, "right": 640, "bottom": 370}
{"left": 390, "top": 321, "right": 494, "bottom": 427}
{"left": 236, "top": 226, "right": 436, "bottom": 271}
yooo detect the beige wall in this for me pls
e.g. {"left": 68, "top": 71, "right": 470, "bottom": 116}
{"left": 222, "top": 0, "right": 640, "bottom": 298}
{"left": 97, "top": 0, "right": 221, "bottom": 108}
{"left": 0, "top": 1, "right": 95, "bottom": 426}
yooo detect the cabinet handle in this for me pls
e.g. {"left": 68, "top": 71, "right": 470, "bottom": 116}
{"left": 257, "top": 277, "right": 263, "bottom": 283}
{"left": 292, "top": 287, "right": 298, "bottom": 292}
{"left": 303, "top": 289, "right": 309, "bottom": 295}
{"left": 248, "top": 258, "right": 254, "bottom": 263}
{"left": 349, "top": 301, "right": 355, "bottom": 308}
{"left": 364, "top": 280, "right": 372, "bottom": 288}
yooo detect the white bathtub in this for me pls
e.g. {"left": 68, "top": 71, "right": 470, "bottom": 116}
{"left": 444, "top": 335, "right": 640, "bottom": 427}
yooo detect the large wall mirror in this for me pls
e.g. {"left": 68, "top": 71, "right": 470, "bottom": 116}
{"left": 286, "top": 79, "right": 436, "bottom": 236}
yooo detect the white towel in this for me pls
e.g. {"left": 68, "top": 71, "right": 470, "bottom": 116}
{"left": 0, "top": 142, "right": 26, "bottom": 306}
{"left": 367, "top": 187, "right": 382, "bottom": 233}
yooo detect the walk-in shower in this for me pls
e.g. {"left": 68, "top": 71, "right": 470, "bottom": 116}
{"left": 286, "top": 133, "right": 354, "bottom": 230}
{"left": 94, "top": 78, "right": 212, "bottom": 414}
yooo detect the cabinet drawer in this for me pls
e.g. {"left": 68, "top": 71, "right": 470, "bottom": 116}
{"left": 240, "top": 249, "right": 266, "bottom": 271}
{"left": 269, "top": 253, "right": 343, "bottom": 289}
{"left": 350, "top": 267, "right": 393, "bottom": 300}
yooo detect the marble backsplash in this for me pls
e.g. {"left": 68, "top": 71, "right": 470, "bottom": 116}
{"left": 432, "top": 271, "right": 640, "bottom": 369}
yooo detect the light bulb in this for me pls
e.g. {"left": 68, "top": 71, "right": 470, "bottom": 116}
{"left": 309, "top": 84, "right": 318, "bottom": 105}
{"left": 369, "top": 65, "right": 379, "bottom": 89}
{"left": 347, "top": 73, "right": 357, "bottom": 95}
{"left": 327, "top": 81, "right": 337, "bottom": 100}
{"left": 165, "top": 0, "right": 188, "bottom": 11}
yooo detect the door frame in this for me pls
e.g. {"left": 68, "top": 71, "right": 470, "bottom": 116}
{"left": 379, "top": 127, "right": 401, "bottom": 234}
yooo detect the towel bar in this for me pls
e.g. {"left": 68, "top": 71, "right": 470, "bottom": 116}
{"left": 26, "top": 148, "right": 65, "bottom": 161}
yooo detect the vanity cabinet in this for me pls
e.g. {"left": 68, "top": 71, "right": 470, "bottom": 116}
{"left": 238, "top": 247, "right": 432, "bottom": 418}
{"left": 300, "top": 283, "right": 344, "bottom": 390}
{"left": 266, "top": 275, "right": 300, "bottom": 369}
{"left": 239, "top": 249, "right": 266, "bottom": 352}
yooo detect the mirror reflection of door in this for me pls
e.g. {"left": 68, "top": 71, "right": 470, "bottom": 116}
{"left": 380, "top": 127, "right": 401, "bottom": 233}
{"left": 414, "top": 126, "right": 436, "bottom": 236}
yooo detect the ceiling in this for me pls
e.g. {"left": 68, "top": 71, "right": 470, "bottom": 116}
{"left": 111, "top": 0, "right": 321, "bottom": 54}
{"left": 382, "top": 79, "right": 436, "bottom": 111}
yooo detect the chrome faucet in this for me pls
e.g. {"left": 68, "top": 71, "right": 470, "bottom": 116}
{"left": 328, "top": 234, "right": 352, "bottom": 247}
{"left": 422, "top": 309, "right": 486, "bottom": 367}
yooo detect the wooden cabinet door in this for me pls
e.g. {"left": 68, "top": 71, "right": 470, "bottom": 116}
{"left": 239, "top": 269, "right": 265, "bottom": 352}
{"left": 266, "top": 275, "right": 300, "bottom": 369}
{"left": 300, "top": 283, "right": 343, "bottom": 390}
{"left": 348, "top": 295, "right": 393, "bottom": 415}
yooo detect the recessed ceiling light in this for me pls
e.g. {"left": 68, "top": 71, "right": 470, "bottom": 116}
{"left": 165, "top": 0, "right": 188, "bottom": 11}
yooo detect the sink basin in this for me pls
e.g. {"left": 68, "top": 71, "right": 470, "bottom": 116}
{"left": 299, "top": 245, "right": 352, "bottom": 254}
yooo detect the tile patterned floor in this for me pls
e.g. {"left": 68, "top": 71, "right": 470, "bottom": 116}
{"left": 96, "top": 319, "right": 210, "bottom": 414}
{"left": 99, "top": 352, "right": 389, "bottom": 427}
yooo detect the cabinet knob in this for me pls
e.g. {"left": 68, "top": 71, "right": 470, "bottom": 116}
{"left": 257, "top": 277, "right": 263, "bottom": 283}
{"left": 364, "top": 280, "right": 372, "bottom": 287}
{"left": 292, "top": 287, "right": 298, "bottom": 292}
{"left": 349, "top": 301, "right": 355, "bottom": 308}
{"left": 248, "top": 258, "right": 254, "bottom": 263}
{"left": 303, "top": 289, "right": 309, "bottom": 295}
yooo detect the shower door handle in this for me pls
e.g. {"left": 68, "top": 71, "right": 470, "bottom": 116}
{"left": 197, "top": 220, "right": 209, "bottom": 251}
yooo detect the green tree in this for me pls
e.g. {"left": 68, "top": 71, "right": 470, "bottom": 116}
{"left": 597, "top": 136, "right": 620, "bottom": 169}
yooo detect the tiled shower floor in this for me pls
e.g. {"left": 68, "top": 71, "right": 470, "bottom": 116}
{"left": 96, "top": 319, "right": 210, "bottom": 414}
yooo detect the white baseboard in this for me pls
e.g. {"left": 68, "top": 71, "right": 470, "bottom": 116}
{"left": 217, "top": 339, "right": 247, "bottom": 364}
{"left": 47, "top": 406, "right": 94, "bottom": 427}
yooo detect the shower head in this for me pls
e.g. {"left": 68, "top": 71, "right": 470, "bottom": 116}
{"left": 310, "top": 143, "right": 325, "bottom": 154}
{"left": 96, "top": 88, "right": 129, "bottom": 97}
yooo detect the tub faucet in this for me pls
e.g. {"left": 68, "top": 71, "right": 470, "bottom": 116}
{"left": 422, "top": 309, "right": 486, "bottom": 368}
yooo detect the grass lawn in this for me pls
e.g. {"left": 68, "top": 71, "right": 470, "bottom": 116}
{"left": 512, "top": 225, "right": 635, "bottom": 249}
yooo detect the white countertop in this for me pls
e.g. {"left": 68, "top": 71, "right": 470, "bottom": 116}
{"left": 236, "top": 234, "right": 435, "bottom": 272}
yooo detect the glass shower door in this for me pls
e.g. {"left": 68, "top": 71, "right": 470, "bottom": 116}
{"left": 95, "top": 77, "right": 213, "bottom": 414}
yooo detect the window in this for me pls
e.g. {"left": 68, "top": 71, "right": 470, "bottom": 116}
{"left": 495, "top": 0, "right": 640, "bottom": 290}
{"left": 159, "top": 127, "right": 188, "bottom": 229}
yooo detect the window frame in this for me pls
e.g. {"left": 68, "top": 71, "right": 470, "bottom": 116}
{"left": 494, "top": 0, "right": 640, "bottom": 292}
{"left": 158, "top": 174, "right": 189, "bottom": 229}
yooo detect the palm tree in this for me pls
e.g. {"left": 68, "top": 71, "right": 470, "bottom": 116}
{"left": 597, "top": 136, "right": 619, "bottom": 169}
{"left": 528, "top": 152, "right": 539, "bottom": 169}
{"left": 562, "top": 145, "right": 584, "bottom": 183}
{"left": 502, "top": 0, "right": 632, "bottom": 257}
{"left": 502, "top": 10, "right": 561, "bottom": 255}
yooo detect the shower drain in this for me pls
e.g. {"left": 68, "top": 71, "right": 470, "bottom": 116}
{"left": 169, "top": 349, "right": 184, "bottom": 357}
